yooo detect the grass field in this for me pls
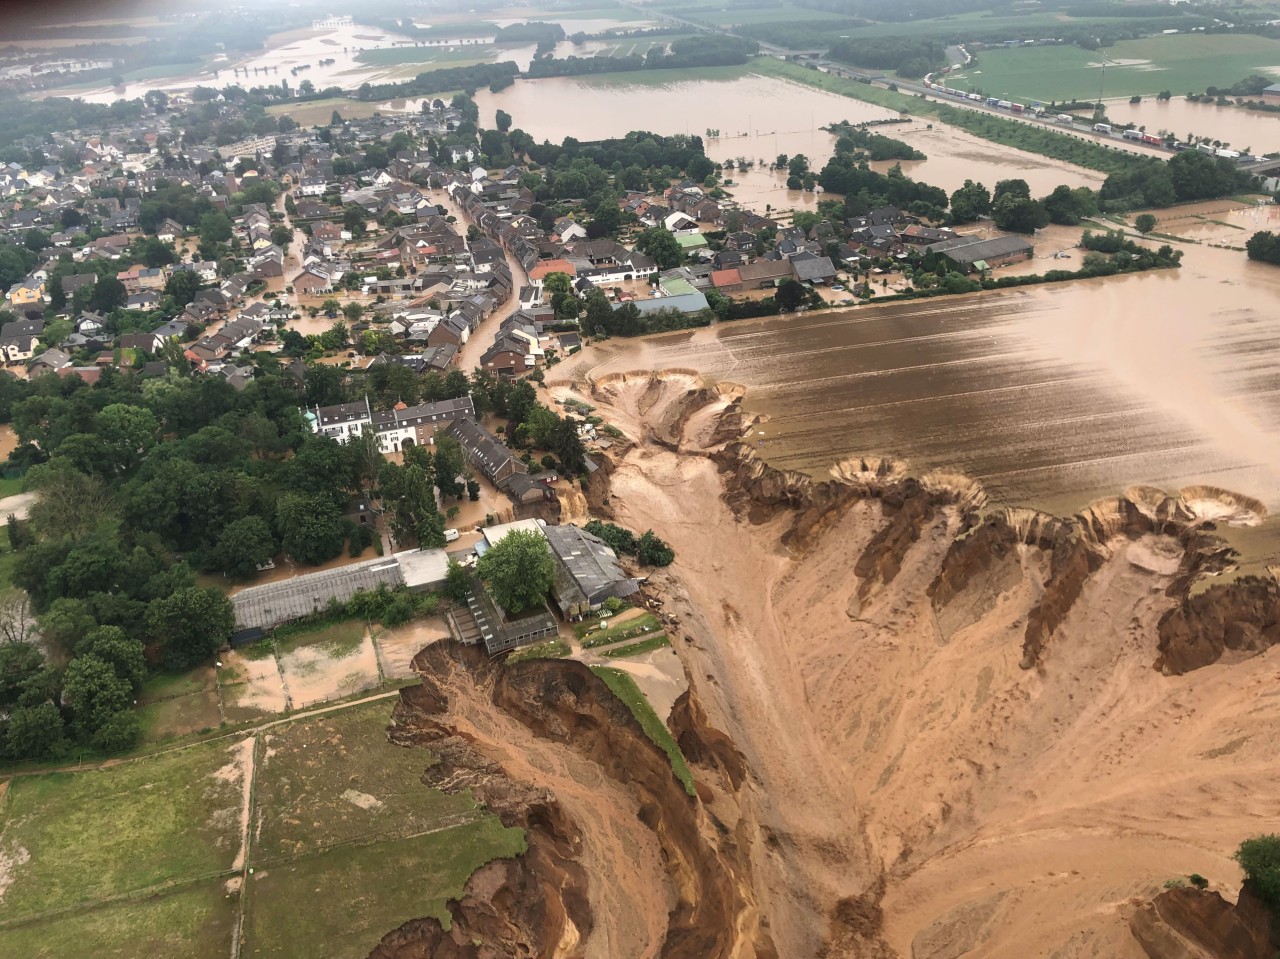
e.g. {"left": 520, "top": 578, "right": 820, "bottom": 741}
{"left": 251, "top": 701, "right": 482, "bottom": 862}
{"left": 266, "top": 97, "right": 384, "bottom": 127}
{"left": 0, "top": 880, "right": 234, "bottom": 959}
{"left": 243, "top": 823, "right": 524, "bottom": 958}
{"left": 578, "top": 611, "right": 665, "bottom": 648}
{"left": 0, "top": 741, "right": 244, "bottom": 921}
{"left": 591, "top": 666, "right": 695, "bottom": 796}
{"left": 506, "top": 638, "right": 572, "bottom": 662}
{"left": 135, "top": 668, "right": 222, "bottom": 743}
{"left": 1, "top": 700, "right": 526, "bottom": 958}
{"left": 0, "top": 476, "right": 24, "bottom": 498}
{"left": 948, "top": 34, "right": 1280, "bottom": 102}
{"left": 599, "top": 635, "right": 671, "bottom": 658}
{"left": 751, "top": 58, "right": 925, "bottom": 114}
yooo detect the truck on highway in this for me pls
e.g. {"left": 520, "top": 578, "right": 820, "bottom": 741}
{"left": 1093, "top": 122, "right": 1112, "bottom": 134}
{"left": 985, "top": 97, "right": 1000, "bottom": 107}
{"left": 1056, "top": 113, "right": 1074, "bottom": 125}
{"left": 1123, "top": 128, "right": 1143, "bottom": 141}
{"left": 1010, "top": 102, "right": 1025, "bottom": 114}
{"left": 997, "top": 99, "right": 1013, "bottom": 110}
{"left": 1141, "top": 132, "right": 1163, "bottom": 146}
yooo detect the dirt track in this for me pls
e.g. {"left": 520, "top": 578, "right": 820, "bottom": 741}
{"left": 562, "top": 370, "right": 1280, "bottom": 958}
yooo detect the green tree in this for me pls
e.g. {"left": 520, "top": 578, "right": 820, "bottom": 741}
{"left": 78, "top": 625, "right": 146, "bottom": 692}
{"left": 5, "top": 702, "right": 65, "bottom": 759}
{"left": 89, "top": 275, "right": 127, "bottom": 313}
{"left": 636, "top": 530, "right": 675, "bottom": 566}
{"left": 1235, "top": 835, "right": 1280, "bottom": 908}
{"left": 991, "top": 194, "right": 1049, "bottom": 235}
{"left": 199, "top": 211, "right": 233, "bottom": 246}
{"left": 145, "top": 586, "right": 235, "bottom": 670}
{"left": 96, "top": 404, "right": 159, "bottom": 475}
{"left": 474, "top": 528, "right": 555, "bottom": 615}
{"left": 433, "top": 436, "right": 466, "bottom": 499}
{"left": 635, "top": 227, "right": 682, "bottom": 271}
{"left": 164, "top": 269, "right": 203, "bottom": 306}
{"left": 949, "top": 179, "right": 991, "bottom": 224}
{"left": 276, "top": 493, "right": 345, "bottom": 565}
{"left": 552, "top": 415, "right": 587, "bottom": 475}
{"left": 1135, "top": 213, "right": 1157, "bottom": 234}
{"left": 62, "top": 654, "right": 132, "bottom": 737}
{"left": 776, "top": 278, "right": 806, "bottom": 311}
{"left": 495, "top": 108, "right": 513, "bottom": 133}
{"left": 211, "top": 516, "right": 277, "bottom": 579}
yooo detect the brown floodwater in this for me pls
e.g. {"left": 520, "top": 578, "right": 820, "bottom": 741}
{"left": 1104, "top": 96, "right": 1280, "bottom": 154}
{"left": 555, "top": 205, "right": 1280, "bottom": 566}
{"left": 478, "top": 74, "right": 1106, "bottom": 200}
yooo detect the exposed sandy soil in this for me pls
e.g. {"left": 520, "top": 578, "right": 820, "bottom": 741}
{"left": 555, "top": 369, "right": 1280, "bottom": 958}
{"left": 401, "top": 650, "right": 681, "bottom": 957}
{"left": 374, "top": 619, "right": 452, "bottom": 679}
{"left": 219, "top": 649, "right": 288, "bottom": 720}
{"left": 279, "top": 629, "right": 380, "bottom": 708}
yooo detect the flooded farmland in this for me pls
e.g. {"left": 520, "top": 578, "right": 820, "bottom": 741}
{"left": 553, "top": 203, "right": 1280, "bottom": 566}
{"left": 1103, "top": 95, "right": 1280, "bottom": 153}
{"left": 478, "top": 72, "right": 1106, "bottom": 198}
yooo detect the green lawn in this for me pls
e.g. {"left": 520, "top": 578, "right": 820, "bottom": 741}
{"left": 0, "top": 740, "right": 244, "bottom": 921}
{"left": 590, "top": 666, "right": 695, "bottom": 796}
{"left": 0, "top": 475, "right": 24, "bottom": 498}
{"left": 242, "top": 824, "right": 525, "bottom": 959}
{"left": 135, "top": 669, "right": 222, "bottom": 743}
{"left": 947, "top": 34, "right": 1280, "bottom": 102}
{"left": 599, "top": 635, "right": 671, "bottom": 658}
{"left": 578, "top": 611, "right": 665, "bottom": 648}
{"left": 0, "top": 879, "right": 234, "bottom": 959}
{"left": 506, "top": 639, "right": 572, "bottom": 662}
{"left": 265, "top": 97, "right": 385, "bottom": 127}
{"left": 251, "top": 701, "right": 483, "bottom": 863}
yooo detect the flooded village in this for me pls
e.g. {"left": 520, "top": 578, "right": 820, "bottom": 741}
{"left": 3, "top": 5, "right": 1280, "bottom": 959}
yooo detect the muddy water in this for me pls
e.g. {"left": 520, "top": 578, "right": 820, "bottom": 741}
{"left": 63, "top": 22, "right": 418, "bottom": 104}
{"left": 479, "top": 74, "right": 1105, "bottom": 201}
{"left": 1105, "top": 96, "right": 1280, "bottom": 153}
{"left": 557, "top": 211, "right": 1280, "bottom": 563}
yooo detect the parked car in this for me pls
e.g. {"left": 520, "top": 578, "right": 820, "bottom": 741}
{"left": 444, "top": 528, "right": 460, "bottom": 542}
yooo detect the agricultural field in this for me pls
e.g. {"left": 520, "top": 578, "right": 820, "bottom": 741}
{"left": 947, "top": 34, "right": 1280, "bottom": 103}
{"left": 0, "top": 701, "right": 524, "bottom": 959}
{"left": 265, "top": 97, "right": 385, "bottom": 127}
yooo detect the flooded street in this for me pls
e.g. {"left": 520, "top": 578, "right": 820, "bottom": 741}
{"left": 553, "top": 205, "right": 1280, "bottom": 564}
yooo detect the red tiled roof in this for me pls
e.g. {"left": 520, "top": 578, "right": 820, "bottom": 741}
{"left": 529, "top": 259, "right": 576, "bottom": 280}
{"left": 711, "top": 268, "right": 742, "bottom": 288}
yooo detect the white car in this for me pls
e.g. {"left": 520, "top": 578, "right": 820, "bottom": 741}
{"left": 444, "top": 528, "right": 460, "bottom": 542}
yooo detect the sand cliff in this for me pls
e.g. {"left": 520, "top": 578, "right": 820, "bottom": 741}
{"left": 375, "top": 370, "right": 1280, "bottom": 958}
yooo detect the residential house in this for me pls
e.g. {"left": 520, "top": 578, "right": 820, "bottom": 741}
{"left": 444, "top": 417, "right": 527, "bottom": 487}
{"left": 29, "top": 347, "right": 72, "bottom": 373}
{"left": 791, "top": 254, "right": 838, "bottom": 285}
{"left": 6, "top": 276, "right": 45, "bottom": 306}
